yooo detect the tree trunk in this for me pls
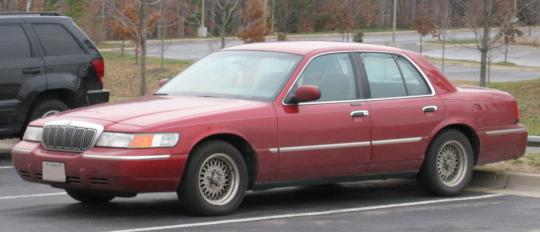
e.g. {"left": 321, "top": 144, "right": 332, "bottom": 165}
{"left": 479, "top": 0, "right": 493, "bottom": 87}
{"left": 121, "top": 38, "right": 125, "bottom": 57}
{"left": 419, "top": 34, "right": 423, "bottom": 54}
{"left": 504, "top": 42, "right": 509, "bottom": 62}
{"left": 176, "top": 0, "right": 185, "bottom": 37}
{"left": 139, "top": 0, "right": 147, "bottom": 96}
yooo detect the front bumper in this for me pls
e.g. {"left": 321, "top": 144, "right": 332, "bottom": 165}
{"left": 11, "top": 141, "right": 188, "bottom": 194}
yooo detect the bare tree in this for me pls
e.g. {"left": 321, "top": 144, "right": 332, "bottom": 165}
{"left": 413, "top": 2, "right": 436, "bottom": 54}
{"left": 107, "top": 0, "right": 160, "bottom": 96}
{"left": 216, "top": 0, "right": 239, "bottom": 48}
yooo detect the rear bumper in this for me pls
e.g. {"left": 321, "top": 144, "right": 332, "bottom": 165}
{"left": 478, "top": 124, "right": 528, "bottom": 165}
{"left": 11, "top": 141, "right": 188, "bottom": 194}
{"left": 86, "top": 89, "right": 110, "bottom": 105}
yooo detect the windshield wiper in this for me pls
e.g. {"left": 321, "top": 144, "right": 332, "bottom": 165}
{"left": 153, "top": 93, "right": 168, "bottom": 96}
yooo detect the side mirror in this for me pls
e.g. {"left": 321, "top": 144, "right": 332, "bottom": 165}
{"left": 158, "top": 79, "right": 169, "bottom": 88}
{"left": 288, "top": 85, "right": 321, "bottom": 104}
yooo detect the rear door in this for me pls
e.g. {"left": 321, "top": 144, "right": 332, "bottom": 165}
{"left": 28, "top": 20, "right": 90, "bottom": 102}
{"left": 0, "top": 20, "right": 45, "bottom": 134}
{"left": 275, "top": 53, "right": 372, "bottom": 180}
{"left": 356, "top": 52, "right": 444, "bottom": 173}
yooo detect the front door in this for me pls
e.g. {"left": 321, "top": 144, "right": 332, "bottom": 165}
{"left": 356, "top": 52, "right": 444, "bottom": 173}
{"left": 275, "top": 53, "right": 371, "bottom": 180}
{"left": 0, "top": 21, "right": 45, "bottom": 135}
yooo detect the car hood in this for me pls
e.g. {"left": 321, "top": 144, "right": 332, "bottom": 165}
{"left": 48, "top": 96, "right": 269, "bottom": 127}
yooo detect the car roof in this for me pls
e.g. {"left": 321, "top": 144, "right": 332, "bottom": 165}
{"left": 223, "top": 41, "right": 406, "bottom": 56}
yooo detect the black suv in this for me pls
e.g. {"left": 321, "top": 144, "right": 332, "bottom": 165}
{"left": 0, "top": 12, "right": 109, "bottom": 139}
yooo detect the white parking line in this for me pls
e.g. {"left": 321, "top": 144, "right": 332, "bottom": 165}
{"left": 0, "top": 192, "right": 66, "bottom": 200}
{"left": 0, "top": 166, "right": 14, "bottom": 169}
{"left": 108, "top": 193, "right": 504, "bottom": 232}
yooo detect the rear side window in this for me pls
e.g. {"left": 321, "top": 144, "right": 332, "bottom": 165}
{"left": 359, "top": 53, "right": 431, "bottom": 98}
{"left": 0, "top": 25, "right": 31, "bottom": 59}
{"left": 32, "top": 24, "right": 84, "bottom": 56}
{"left": 396, "top": 56, "right": 431, "bottom": 95}
{"left": 360, "top": 53, "right": 407, "bottom": 98}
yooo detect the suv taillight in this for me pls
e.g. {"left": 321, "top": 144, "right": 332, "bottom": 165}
{"left": 91, "top": 58, "right": 105, "bottom": 88}
{"left": 513, "top": 101, "right": 520, "bottom": 123}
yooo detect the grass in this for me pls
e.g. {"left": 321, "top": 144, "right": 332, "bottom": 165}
{"left": 425, "top": 38, "right": 478, "bottom": 45}
{"left": 101, "top": 51, "right": 192, "bottom": 101}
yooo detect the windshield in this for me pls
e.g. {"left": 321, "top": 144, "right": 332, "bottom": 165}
{"left": 157, "top": 51, "right": 302, "bottom": 101}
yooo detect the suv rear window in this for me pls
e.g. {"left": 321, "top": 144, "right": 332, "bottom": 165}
{"left": 0, "top": 25, "right": 31, "bottom": 59}
{"left": 32, "top": 24, "right": 84, "bottom": 56}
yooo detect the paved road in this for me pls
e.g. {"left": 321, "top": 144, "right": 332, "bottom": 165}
{"left": 143, "top": 29, "right": 540, "bottom": 82}
{"left": 1, "top": 154, "right": 540, "bottom": 232}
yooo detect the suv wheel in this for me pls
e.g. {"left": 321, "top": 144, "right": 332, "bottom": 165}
{"left": 177, "top": 140, "right": 248, "bottom": 216}
{"left": 66, "top": 190, "right": 115, "bottom": 204}
{"left": 419, "top": 129, "right": 474, "bottom": 196}
{"left": 29, "top": 99, "right": 69, "bottom": 120}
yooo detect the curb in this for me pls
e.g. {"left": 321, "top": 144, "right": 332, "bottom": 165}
{"left": 471, "top": 169, "right": 540, "bottom": 193}
{"left": 529, "top": 136, "right": 540, "bottom": 147}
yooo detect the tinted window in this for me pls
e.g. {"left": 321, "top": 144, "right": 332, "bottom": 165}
{"left": 396, "top": 56, "right": 431, "bottom": 95}
{"left": 294, "top": 53, "right": 357, "bottom": 102}
{"left": 33, "top": 24, "right": 84, "bottom": 56}
{"left": 360, "top": 53, "right": 407, "bottom": 98}
{"left": 0, "top": 25, "right": 31, "bottom": 59}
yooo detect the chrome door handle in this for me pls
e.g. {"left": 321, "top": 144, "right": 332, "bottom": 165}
{"left": 422, "top": 105, "right": 438, "bottom": 113}
{"left": 351, "top": 110, "right": 369, "bottom": 117}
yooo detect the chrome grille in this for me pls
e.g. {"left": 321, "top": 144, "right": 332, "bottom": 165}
{"left": 42, "top": 120, "right": 104, "bottom": 152}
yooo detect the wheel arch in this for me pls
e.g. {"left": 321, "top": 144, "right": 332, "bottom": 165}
{"left": 430, "top": 123, "right": 481, "bottom": 165}
{"left": 16, "top": 88, "right": 80, "bottom": 135}
{"left": 189, "top": 133, "right": 259, "bottom": 190}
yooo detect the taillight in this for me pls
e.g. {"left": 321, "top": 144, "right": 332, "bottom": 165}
{"left": 91, "top": 58, "right": 105, "bottom": 88}
{"left": 514, "top": 101, "right": 520, "bottom": 123}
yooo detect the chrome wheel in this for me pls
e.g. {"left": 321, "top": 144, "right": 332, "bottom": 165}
{"left": 436, "top": 140, "right": 468, "bottom": 187}
{"left": 198, "top": 153, "right": 239, "bottom": 206}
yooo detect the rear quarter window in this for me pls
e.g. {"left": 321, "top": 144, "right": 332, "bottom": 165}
{"left": 32, "top": 24, "right": 84, "bottom": 56}
{"left": 0, "top": 25, "right": 31, "bottom": 59}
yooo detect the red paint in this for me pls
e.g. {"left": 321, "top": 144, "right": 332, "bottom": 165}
{"left": 13, "top": 42, "right": 527, "bottom": 194}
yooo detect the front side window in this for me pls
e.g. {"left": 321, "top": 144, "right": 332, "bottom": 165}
{"left": 32, "top": 24, "right": 84, "bottom": 56}
{"left": 0, "top": 25, "right": 31, "bottom": 59}
{"left": 292, "top": 53, "right": 357, "bottom": 102}
{"left": 360, "top": 53, "right": 430, "bottom": 99}
{"left": 157, "top": 51, "right": 302, "bottom": 101}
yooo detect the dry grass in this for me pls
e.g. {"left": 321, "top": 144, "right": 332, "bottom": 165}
{"left": 482, "top": 153, "right": 540, "bottom": 174}
{"left": 102, "top": 52, "right": 192, "bottom": 101}
{"left": 514, "top": 36, "right": 540, "bottom": 47}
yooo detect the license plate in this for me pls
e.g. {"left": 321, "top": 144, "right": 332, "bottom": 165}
{"left": 42, "top": 161, "right": 66, "bottom": 183}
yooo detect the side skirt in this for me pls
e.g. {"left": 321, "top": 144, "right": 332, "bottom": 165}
{"left": 252, "top": 171, "right": 418, "bottom": 190}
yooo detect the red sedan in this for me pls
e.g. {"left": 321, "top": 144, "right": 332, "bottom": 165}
{"left": 12, "top": 42, "right": 527, "bottom": 215}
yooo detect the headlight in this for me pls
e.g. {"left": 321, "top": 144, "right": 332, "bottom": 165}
{"left": 96, "top": 132, "right": 180, "bottom": 148}
{"left": 23, "top": 126, "right": 43, "bottom": 142}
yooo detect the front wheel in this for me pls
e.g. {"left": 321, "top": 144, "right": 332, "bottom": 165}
{"left": 66, "top": 190, "right": 115, "bottom": 204}
{"left": 177, "top": 140, "right": 248, "bottom": 216}
{"left": 419, "top": 129, "right": 474, "bottom": 196}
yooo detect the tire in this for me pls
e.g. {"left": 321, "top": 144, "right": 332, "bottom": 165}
{"left": 177, "top": 140, "right": 248, "bottom": 216}
{"left": 18, "top": 98, "right": 69, "bottom": 138}
{"left": 29, "top": 98, "right": 69, "bottom": 121}
{"left": 419, "top": 129, "right": 474, "bottom": 196}
{"left": 66, "top": 190, "right": 115, "bottom": 204}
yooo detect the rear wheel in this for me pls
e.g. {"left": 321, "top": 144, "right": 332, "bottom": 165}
{"left": 177, "top": 140, "right": 248, "bottom": 216}
{"left": 419, "top": 129, "right": 474, "bottom": 196}
{"left": 66, "top": 190, "right": 115, "bottom": 204}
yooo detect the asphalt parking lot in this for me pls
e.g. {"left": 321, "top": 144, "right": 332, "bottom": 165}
{"left": 1, "top": 152, "right": 540, "bottom": 232}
